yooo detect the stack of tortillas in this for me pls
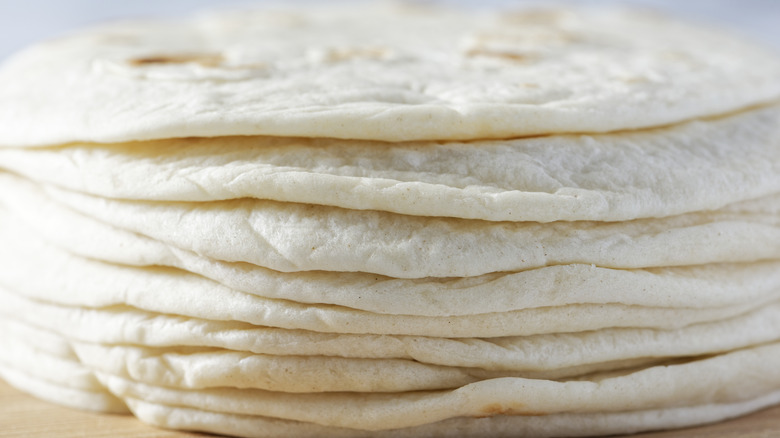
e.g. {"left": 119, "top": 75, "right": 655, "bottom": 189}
{"left": 0, "top": 3, "right": 779, "bottom": 437}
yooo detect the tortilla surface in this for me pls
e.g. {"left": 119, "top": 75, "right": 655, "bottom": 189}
{"left": 1, "top": 5, "right": 779, "bottom": 147}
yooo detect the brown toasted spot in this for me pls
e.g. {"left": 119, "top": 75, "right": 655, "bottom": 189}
{"left": 129, "top": 54, "right": 224, "bottom": 67}
{"left": 515, "top": 410, "right": 548, "bottom": 416}
{"left": 481, "top": 403, "right": 510, "bottom": 415}
{"left": 465, "top": 49, "right": 530, "bottom": 63}
{"left": 474, "top": 403, "right": 548, "bottom": 418}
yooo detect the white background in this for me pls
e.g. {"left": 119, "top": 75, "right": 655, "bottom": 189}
{"left": 0, "top": 0, "right": 778, "bottom": 60}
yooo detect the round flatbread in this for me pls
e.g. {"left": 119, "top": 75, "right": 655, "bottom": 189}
{"left": 1, "top": 104, "right": 778, "bottom": 222}
{"left": 1, "top": 5, "right": 779, "bottom": 146}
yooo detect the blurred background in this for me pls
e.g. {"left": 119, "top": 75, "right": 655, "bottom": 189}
{"left": 0, "top": 0, "right": 778, "bottom": 60}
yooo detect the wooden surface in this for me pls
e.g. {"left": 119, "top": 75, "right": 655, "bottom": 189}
{"left": 1, "top": 379, "right": 779, "bottom": 437}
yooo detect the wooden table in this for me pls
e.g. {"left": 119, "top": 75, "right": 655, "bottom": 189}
{"left": 1, "top": 379, "right": 779, "bottom": 437}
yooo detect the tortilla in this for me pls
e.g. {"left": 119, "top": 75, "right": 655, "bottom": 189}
{"left": 2, "top": 173, "right": 779, "bottom": 278}
{"left": 4, "top": 291, "right": 780, "bottom": 373}
{"left": 0, "top": 364, "right": 127, "bottom": 413}
{"left": 123, "top": 391, "right": 780, "bottom": 438}
{"left": 2, "top": 193, "right": 780, "bottom": 316}
{"left": 1, "top": 5, "right": 779, "bottom": 147}
{"left": 88, "top": 342, "right": 780, "bottom": 429}
{"left": 0, "top": 103, "right": 778, "bottom": 222}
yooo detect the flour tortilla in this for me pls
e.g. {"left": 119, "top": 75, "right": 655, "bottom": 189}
{"left": 1, "top": 256, "right": 776, "bottom": 336}
{"left": 0, "top": 323, "right": 126, "bottom": 413}
{"left": 4, "top": 196, "right": 780, "bottom": 316}
{"left": 2, "top": 173, "right": 779, "bottom": 278}
{"left": 124, "top": 390, "right": 780, "bottom": 438}
{"left": 51, "top": 184, "right": 780, "bottom": 277}
{"left": 2, "top": 208, "right": 780, "bottom": 338}
{"left": 73, "top": 342, "right": 497, "bottom": 393}
{"left": 2, "top": 5, "right": 779, "bottom": 147}
{"left": 1, "top": 103, "right": 779, "bottom": 222}
{"left": 72, "top": 341, "right": 663, "bottom": 393}
{"left": 0, "top": 364, "right": 127, "bottom": 413}
{"left": 0, "top": 315, "right": 75, "bottom": 359}
{"left": 5, "top": 291, "right": 780, "bottom": 373}
{"left": 2, "top": 218, "right": 778, "bottom": 337}
{"left": 0, "top": 325, "right": 103, "bottom": 392}
{"left": 4, "top": 333, "right": 780, "bottom": 436}
{"left": 89, "top": 342, "right": 780, "bottom": 430}
{"left": 6, "top": 345, "right": 780, "bottom": 438}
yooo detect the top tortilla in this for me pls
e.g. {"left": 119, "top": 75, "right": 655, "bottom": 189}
{"left": 0, "top": 4, "right": 779, "bottom": 146}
